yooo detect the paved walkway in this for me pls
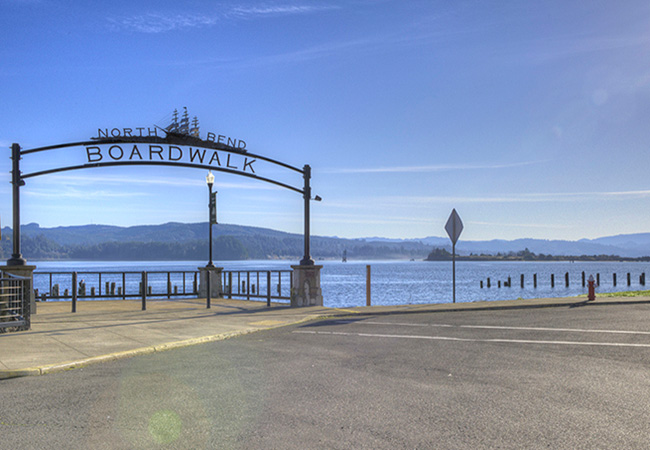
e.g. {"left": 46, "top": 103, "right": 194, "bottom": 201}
{"left": 1, "top": 294, "right": 648, "bottom": 379}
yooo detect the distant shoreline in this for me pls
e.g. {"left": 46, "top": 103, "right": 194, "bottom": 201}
{"left": 425, "top": 247, "right": 650, "bottom": 263}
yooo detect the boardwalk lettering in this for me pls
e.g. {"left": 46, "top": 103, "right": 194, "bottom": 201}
{"left": 85, "top": 144, "right": 255, "bottom": 173}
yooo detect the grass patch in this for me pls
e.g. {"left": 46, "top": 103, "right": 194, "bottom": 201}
{"left": 597, "top": 290, "right": 650, "bottom": 298}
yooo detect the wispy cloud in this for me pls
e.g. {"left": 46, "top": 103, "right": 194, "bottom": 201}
{"left": 467, "top": 220, "right": 571, "bottom": 230}
{"left": 41, "top": 173, "right": 279, "bottom": 191}
{"left": 313, "top": 212, "right": 433, "bottom": 226}
{"left": 24, "top": 188, "right": 148, "bottom": 199}
{"left": 109, "top": 3, "right": 338, "bottom": 33}
{"left": 323, "top": 189, "right": 650, "bottom": 209}
{"left": 228, "top": 4, "right": 339, "bottom": 19}
{"left": 107, "top": 12, "right": 219, "bottom": 33}
{"left": 531, "top": 34, "right": 650, "bottom": 64}
{"left": 380, "top": 189, "right": 650, "bottom": 205}
{"left": 322, "top": 160, "right": 546, "bottom": 174}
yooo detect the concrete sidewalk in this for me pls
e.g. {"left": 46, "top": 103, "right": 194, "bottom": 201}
{"left": 0, "top": 298, "right": 350, "bottom": 379}
{"left": 2, "top": 294, "right": 649, "bottom": 380}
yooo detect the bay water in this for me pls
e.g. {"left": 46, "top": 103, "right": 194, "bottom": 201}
{"left": 31, "top": 260, "right": 650, "bottom": 308}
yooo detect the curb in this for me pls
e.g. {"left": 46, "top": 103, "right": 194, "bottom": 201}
{"left": 341, "top": 297, "right": 650, "bottom": 317}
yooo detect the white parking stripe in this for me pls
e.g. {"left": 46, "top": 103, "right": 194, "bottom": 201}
{"left": 334, "top": 320, "right": 451, "bottom": 328}
{"left": 459, "top": 324, "right": 650, "bottom": 335}
{"left": 294, "top": 330, "right": 650, "bottom": 348}
{"left": 333, "top": 320, "right": 650, "bottom": 336}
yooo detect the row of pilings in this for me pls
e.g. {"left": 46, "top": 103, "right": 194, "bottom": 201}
{"left": 481, "top": 272, "right": 647, "bottom": 289}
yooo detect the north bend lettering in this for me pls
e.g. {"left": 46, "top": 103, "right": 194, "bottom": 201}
{"left": 85, "top": 144, "right": 256, "bottom": 174}
{"left": 95, "top": 128, "right": 247, "bottom": 151}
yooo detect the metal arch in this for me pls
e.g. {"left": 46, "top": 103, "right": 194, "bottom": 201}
{"left": 21, "top": 161, "right": 305, "bottom": 195}
{"left": 20, "top": 138, "right": 305, "bottom": 175}
{"left": 8, "top": 137, "right": 316, "bottom": 267}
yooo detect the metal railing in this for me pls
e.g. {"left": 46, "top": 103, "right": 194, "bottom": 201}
{"left": 0, "top": 272, "right": 30, "bottom": 332}
{"left": 221, "top": 270, "right": 292, "bottom": 305}
{"left": 33, "top": 269, "right": 293, "bottom": 309}
{"left": 34, "top": 270, "right": 200, "bottom": 301}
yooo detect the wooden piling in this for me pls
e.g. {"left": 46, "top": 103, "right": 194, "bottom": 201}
{"left": 551, "top": 274, "right": 555, "bottom": 288}
{"left": 628, "top": 273, "right": 631, "bottom": 286}
{"left": 487, "top": 277, "right": 491, "bottom": 288}
{"left": 366, "top": 265, "right": 371, "bottom": 306}
{"left": 533, "top": 273, "right": 537, "bottom": 288}
{"left": 565, "top": 272, "right": 569, "bottom": 287}
{"left": 613, "top": 273, "right": 617, "bottom": 287}
{"left": 72, "top": 272, "right": 77, "bottom": 313}
{"left": 520, "top": 274, "right": 524, "bottom": 288}
{"left": 582, "top": 271, "right": 585, "bottom": 287}
{"left": 597, "top": 273, "right": 600, "bottom": 286}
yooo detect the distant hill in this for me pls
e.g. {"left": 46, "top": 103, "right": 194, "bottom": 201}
{"left": 0, "top": 223, "right": 431, "bottom": 261}
{"left": 337, "top": 234, "right": 650, "bottom": 258}
{"left": 2, "top": 223, "right": 650, "bottom": 261}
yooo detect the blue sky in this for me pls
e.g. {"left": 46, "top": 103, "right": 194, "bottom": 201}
{"left": 2, "top": 0, "right": 650, "bottom": 241}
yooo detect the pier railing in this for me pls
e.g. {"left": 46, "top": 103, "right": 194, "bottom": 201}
{"left": 221, "top": 270, "right": 292, "bottom": 305}
{"left": 34, "top": 271, "right": 200, "bottom": 301}
{"left": 33, "top": 269, "right": 292, "bottom": 309}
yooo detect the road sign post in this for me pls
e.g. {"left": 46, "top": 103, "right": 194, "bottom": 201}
{"left": 445, "top": 209, "right": 463, "bottom": 303}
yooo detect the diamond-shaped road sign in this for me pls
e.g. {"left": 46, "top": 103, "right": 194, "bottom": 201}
{"left": 445, "top": 209, "right": 463, "bottom": 245}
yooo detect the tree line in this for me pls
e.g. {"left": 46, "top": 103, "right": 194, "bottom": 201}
{"left": 0, "top": 234, "right": 431, "bottom": 261}
{"left": 425, "top": 247, "right": 650, "bottom": 262}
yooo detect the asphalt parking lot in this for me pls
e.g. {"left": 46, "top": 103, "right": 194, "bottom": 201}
{"left": 2, "top": 303, "right": 650, "bottom": 449}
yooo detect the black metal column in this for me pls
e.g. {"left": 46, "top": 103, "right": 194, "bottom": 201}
{"left": 300, "top": 164, "right": 313, "bottom": 266}
{"left": 8, "top": 143, "right": 25, "bottom": 266}
{"left": 207, "top": 182, "right": 214, "bottom": 268}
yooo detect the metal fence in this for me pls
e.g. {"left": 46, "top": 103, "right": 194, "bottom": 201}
{"left": 33, "top": 269, "right": 293, "bottom": 309}
{"left": 34, "top": 271, "right": 200, "bottom": 301}
{"left": 222, "top": 270, "right": 292, "bottom": 305}
{"left": 0, "top": 272, "right": 30, "bottom": 333}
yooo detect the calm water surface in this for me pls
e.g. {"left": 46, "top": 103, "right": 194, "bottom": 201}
{"left": 32, "top": 260, "right": 650, "bottom": 308}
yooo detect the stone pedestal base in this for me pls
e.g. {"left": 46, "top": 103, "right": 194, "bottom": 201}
{"left": 291, "top": 265, "right": 323, "bottom": 307}
{"left": 198, "top": 266, "right": 223, "bottom": 299}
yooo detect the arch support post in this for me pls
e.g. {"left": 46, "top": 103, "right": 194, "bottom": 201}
{"left": 8, "top": 143, "right": 26, "bottom": 266}
{"left": 300, "top": 164, "right": 314, "bottom": 266}
{"left": 293, "top": 164, "right": 322, "bottom": 306}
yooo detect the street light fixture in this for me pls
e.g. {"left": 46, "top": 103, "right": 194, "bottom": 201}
{"left": 206, "top": 171, "right": 215, "bottom": 268}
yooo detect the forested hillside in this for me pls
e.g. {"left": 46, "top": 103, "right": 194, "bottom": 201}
{"left": 0, "top": 223, "right": 430, "bottom": 261}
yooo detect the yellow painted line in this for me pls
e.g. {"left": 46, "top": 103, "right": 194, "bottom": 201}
{"left": 249, "top": 320, "right": 286, "bottom": 326}
{"left": 331, "top": 308, "right": 362, "bottom": 314}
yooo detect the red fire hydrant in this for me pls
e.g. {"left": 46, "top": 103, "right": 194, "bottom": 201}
{"left": 587, "top": 275, "right": 596, "bottom": 301}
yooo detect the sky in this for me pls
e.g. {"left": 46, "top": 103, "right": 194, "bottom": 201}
{"left": 2, "top": 0, "right": 650, "bottom": 241}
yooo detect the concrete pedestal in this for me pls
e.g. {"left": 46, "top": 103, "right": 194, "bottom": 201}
{"left": 291, "top": 265, "right": 323, "bottom": 307}
{"left": 198, "top": 266, "right": 223, "bottom": 299}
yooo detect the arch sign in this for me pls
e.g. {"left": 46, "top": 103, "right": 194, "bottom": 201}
{"left": 7, "top": 110, "right": 319, "bottom": 270}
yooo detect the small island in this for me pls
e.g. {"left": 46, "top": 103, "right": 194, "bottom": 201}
{"left": 425, "top": 247, "right": 650, "bottom": 262}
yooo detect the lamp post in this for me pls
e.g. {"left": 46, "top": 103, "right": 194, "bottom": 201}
{"left": 206, "top": 171, "right": 215, "bottom": 268}
{"left": 205, "top": 171, "right": 216, "bottom": 309}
